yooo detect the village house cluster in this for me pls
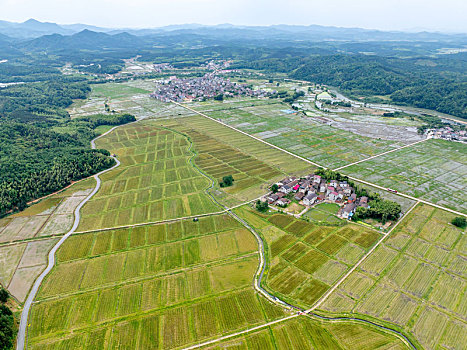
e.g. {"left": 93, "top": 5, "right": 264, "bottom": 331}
{"left": 150, "top": 73, "right": 272, "bottom": 102}
{"left": 202, "top": 60, "right": 232, "bottom": 71}
{"left": 426, "top": 126, "right": 467, "bottom": 143}
{"left": 266, "top": 174, "right": 370, "bottom": 219}
{"left": 153, "top": 63, "right": 174, "bottom": 73}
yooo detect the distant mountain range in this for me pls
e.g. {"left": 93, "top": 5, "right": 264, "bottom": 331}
{"left": 1, "top": 18, "right": 466, "bottom": 42}
{"left": 20, "top": 30, "right": 145, "bottom": 51}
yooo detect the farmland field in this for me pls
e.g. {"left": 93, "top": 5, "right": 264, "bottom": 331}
{"left": 234, "top": 206, "right": 382, "bottom": 309}
{"left": 27, "top": 214, "right": 292, "bottom": 349}
{"left": 19, "top": 80, "right": 465, "bottom": 350}
{"left": 319, "top": 203, "right": 467, "bottom": 350}
{"left": 343, "top": 139, "right": 467, "bottom": 214}
{"left": 0, "top": 178, "right": 95, "bottom": 301}
{"left": 196, "top": 101, "right": 408, "bottom": 169}
{"left": 303, "top": 202, "right": 343, "bottom": 224}
{"left": 76, "top": 120, "right": 221, "bottom": 231}
{"left": 200, "top": 316, "right": 409, "bottom": 349}
{"left": 68, "top": 80, "right": 181, "bottom": 118}
{"left": 156, "top": 115, "right": 312, "bottom": 206}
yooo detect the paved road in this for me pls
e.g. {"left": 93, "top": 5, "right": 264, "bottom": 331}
{"left": 333, "top": 138, "right": 429, "bottom": 171}
{"left": 2, "top": 196, "right": 264, "bottom": 248}
{"left": 171, "top": 101, "right": 323, "bottom": 168}
{"left": 16, "top": 125, "right": 124, "bottom": 350}
{"left": 348, "top": 176, "right": 466, "bottom": 217}
{"left": 183, "top": 314, "right": 299, "bottom": 350}
{"left": 182, "top": 202, "right": 421, "bottom": 350}
{"left": 174, "top": 101, "right": 466, "bottom": 218}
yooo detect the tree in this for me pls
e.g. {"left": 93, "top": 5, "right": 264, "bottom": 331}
{"left": 353, "top": 206, "right": 369, "bottom": 221}
{"left": 0, "top": 288, "right": 8, "bottom": 303}
{"left": 256, "top": 200, "right": 268, "bottom": 212}
{"left": 271, "top": 184, "right": 279, "bottom": 193}
{"left": 214, "top": 94, "right": 224, "bottom": 101}
{"left": 368, "top": 200, "right": 401, "bottom": 222}
{"left": 0, "top": 313, "right": 15, "bottom": 350}
{"left": 452, "top": 217, "right": 467, "bottom": 229}
{"left": 220, "top": 175, "right": 234, "bottom": 187}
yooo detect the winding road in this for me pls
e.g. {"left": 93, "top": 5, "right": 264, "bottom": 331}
{"left": 16, "top": 97, "right": 460, "bottom": 349}
{"left": 16, "top": 125, "right": 124, "bottom": 350}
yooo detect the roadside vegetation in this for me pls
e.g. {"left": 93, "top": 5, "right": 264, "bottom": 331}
{"left": 0, "top": 287, "right": 15, "bottom": 350}
{"left": 452, "top": 216, "right": 466, "bottom": 228}
{"left": 1, "top": 28, "right": 465, "bottom": 349}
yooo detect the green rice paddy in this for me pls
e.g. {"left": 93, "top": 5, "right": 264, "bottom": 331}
{"left": 234, "top": 207, "right": 382, "bottom": 309}
{"left": 320, "top": 203, "right": 467, "bottom": 350}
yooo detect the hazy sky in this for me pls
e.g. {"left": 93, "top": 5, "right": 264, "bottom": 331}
{"left": 1, "top": 0, "right": 467, "bottom": 32}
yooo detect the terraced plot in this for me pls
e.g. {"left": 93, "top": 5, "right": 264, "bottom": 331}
{"left": 77, "top": 121, "right": 221, "bottom": 231}
{"left": 0, "top": 178, "right": 95, "bottom": 301}
{"left": 320, "top": 203, "right": 467, "bottom": 350}
{"left": 68, "top": 81, "right": 178, "bottom": 119}
{"left": 343, "top": 139, "right": 467, "bottom": 214}
{"left": 198, "top": 102, "right": 406, "bottom": 169}
{"left": 200, "top": 316, "right": 408, "bottom": 349}
{"left": 27, "top": 214, "right": 289, "bottom": 349}
{"left": 156, "top": 115, "right": 311, "bottom": 206}
{"left": 234, "top": 207, "right": 381, "bottom": 309}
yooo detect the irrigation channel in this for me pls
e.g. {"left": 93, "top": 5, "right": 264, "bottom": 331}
{"left": 16, "top": 120, "right": 139, "bottom": 349}
{"left": 309, "top": 312, "right": 418, "bottom": 350}
{"left": 17, "top": 118, "right": 418, "bottom": 350}
{"left": 173, "top": 126, "right": 418, "bottom": 350}
{"left": 164, "top": 126, "right": 297, "bottom": 309}
{"left": 169, "top": 119, "right": 420, "bottom": 350}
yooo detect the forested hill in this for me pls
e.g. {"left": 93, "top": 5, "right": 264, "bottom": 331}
{"left": 0, "top": 113, "right": 136, "bottom": 217}
{"left": 234, "top": 53, "right": 467, "bottom": 119}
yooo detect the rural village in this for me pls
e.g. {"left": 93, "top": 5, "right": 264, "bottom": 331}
{"left": 265, "top": 174, "right": 368, "bottom": 220}
{"left": 150, "top": 73, "right": 272, "bottom": 102}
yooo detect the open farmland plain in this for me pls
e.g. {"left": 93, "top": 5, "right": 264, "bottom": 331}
{"left": 342, "top": 139, "right": 467, "bottom": 214}
{"left": 233, "top": 207, "right": 382, "bottom": 309}
{"left": 76, "top": 120, "right": 221, "bottom": 231}
{"left": 319, "top": 203, "right": 467, "bottom": 350}
{"left": 68, "top": 80, "right": 191, "bottom": 119}
{"left": 200, "top": 316, "right": 408, "bottom": 349}
{"left": 0, "top": 178, "right": 96, "bottom": 302}
{"left": 27, "top": 214, "right": 292, "bottom": 349}
{"left": 157, "top": 115, "right": 311, "bottom": 206}
{"left": 197, "top": 102, "right": 409, "bottom": 169}
{"left": 18, "top": 80, "right": 465, "bottom": 350}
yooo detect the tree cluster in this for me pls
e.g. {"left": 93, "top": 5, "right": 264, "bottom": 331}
{"left": 256, "top": 200, "right": 269, "bottom": 212}
{"left": 0, "top": 287, "right": 14, "bottom": 350}
{"left": 236, "top": 53, "right": 467, "bottom": 120}
{"left": 219, "top": 175, "right": 234, "bottom": 188}
{"left": 314, "top": 168, "right": 400, "bottom": 222}
{"left": 452, "top": 217, "right": 466, "bottom": 229}
{"left": 0, "top": 113, "right": 135, "bottom": 217}
{"left": 353, "top": 200, "right": 402, "bottom": 223}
